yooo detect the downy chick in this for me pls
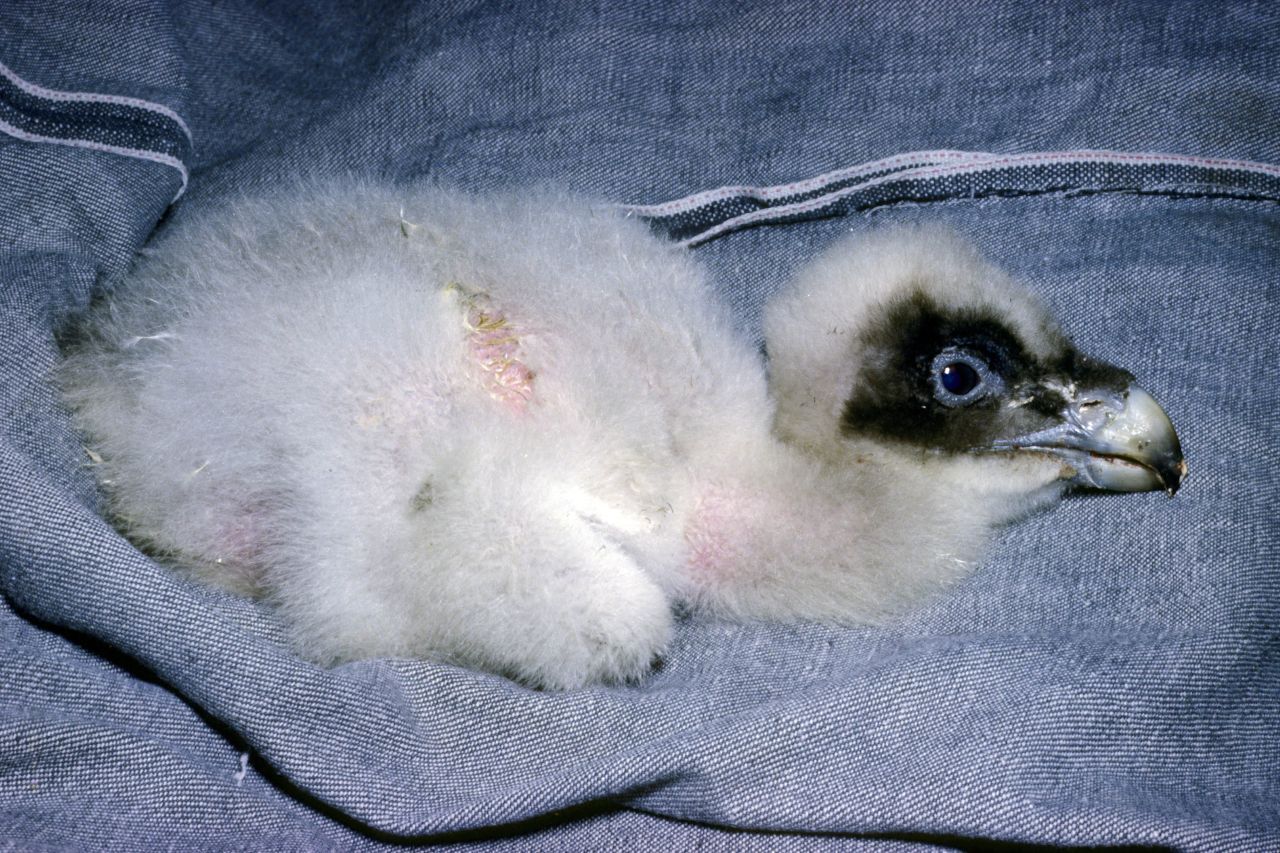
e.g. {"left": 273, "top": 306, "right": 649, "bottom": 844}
{"left": 59, "top": 181, "right": 1183, "bottom": 688}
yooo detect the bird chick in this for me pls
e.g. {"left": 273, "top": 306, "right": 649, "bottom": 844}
{"left": 59, "top": 181, "right": 1183, "bottom": 689}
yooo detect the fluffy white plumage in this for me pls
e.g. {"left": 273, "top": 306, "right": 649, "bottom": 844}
{"left": 60, "top": 181, "right": 1179, "bottom": 688}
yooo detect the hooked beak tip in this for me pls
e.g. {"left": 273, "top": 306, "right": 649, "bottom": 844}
{"left": 1163, "top": 459, "right": 1189, "bottom": 496}
{"left": 993, "top": 384, "right": 1185, "bottom": 496}
{"left": 1074, "top": 385, "right": 1185, "bottom": 495}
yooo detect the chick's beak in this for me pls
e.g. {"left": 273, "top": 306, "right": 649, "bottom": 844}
{"left": 996, "top": 385, "right": 1186, "bottom": 495}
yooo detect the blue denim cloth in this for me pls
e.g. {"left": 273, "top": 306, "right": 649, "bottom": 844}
{"left": 1, "top": 1, "right": 1277, "bottom": 848}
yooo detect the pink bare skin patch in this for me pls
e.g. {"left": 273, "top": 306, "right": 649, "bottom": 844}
{"left": 456, "top": 288, "right": 535, "bottom": 412}
{"left": 204, "top": 503, "right": 269, "bottom": 593}
{"left": 684, "top": 478, "right": 814, "bottom": 592}
{"left": 685, "top": 484, "right": 752, "bottom": 582}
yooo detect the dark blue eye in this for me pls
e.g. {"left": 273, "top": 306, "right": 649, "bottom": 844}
{"left": 940, "top": 361, "right": 980, "bottom": 395}
{"left": 930, "top": 350, "right": 999, "bottom": 406}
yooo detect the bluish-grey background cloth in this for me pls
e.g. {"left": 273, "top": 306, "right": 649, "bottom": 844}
{"left": 1, "top": 1, "right": 1277, "bottom": 849}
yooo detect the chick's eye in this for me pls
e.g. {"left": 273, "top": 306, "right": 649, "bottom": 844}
{"left": 940, "top": 361, "right": 980, "bottom": 395}
{"left": 929, "top": 350, "right": 998, "bottom": 406}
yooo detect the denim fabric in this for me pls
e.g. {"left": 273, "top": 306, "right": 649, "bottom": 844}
{"left": 1, "top": 0, "right": 1277, "bottom": 849}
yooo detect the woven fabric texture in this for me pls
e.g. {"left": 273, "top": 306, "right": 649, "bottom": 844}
{"left": 0, "top": 1, "right": 1276, "bottom": 849}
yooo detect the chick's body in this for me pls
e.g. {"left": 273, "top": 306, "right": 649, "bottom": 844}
{"left": 63, "top": 184, "right": 791, "bottom": 686}
{"left": 61, "top": 181, "right": 1181, "bottom": 688}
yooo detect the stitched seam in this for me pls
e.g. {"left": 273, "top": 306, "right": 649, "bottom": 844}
{"left": 0, "top": 60, "right": 191, "bottom": 201}
{"left": 626, "top": 150, "right": 994, "bottom": 216}
{"left": 625, "top": 149, "right": 1280, "bottom": 246}
{"left": 0, "top": 117, "right": 189, "bottom": 196}
{"left": 0, "top": 60, "right": 191, "bottom": 140}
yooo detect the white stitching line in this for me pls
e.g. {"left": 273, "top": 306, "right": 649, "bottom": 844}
{"left": 625, "top": 150, "right": 998, "bottom": 216}
{"left": 0, "top": 117, "right": 189, "bottom": 200}
{"left": 0, "top": 60, "right": 192, "bottom": 141}
{"left": 937, "top": 149, "right": 1280, "bottom": 177}
{"left": 674, "top": 149, "right": 1280, "bottom": 246}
